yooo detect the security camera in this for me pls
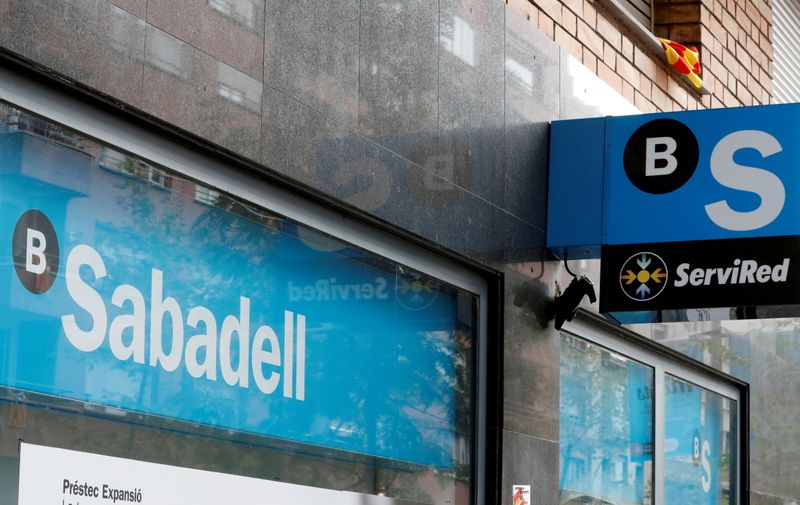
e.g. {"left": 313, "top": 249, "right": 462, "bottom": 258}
{"left": 552, "top": 275, "right": 596, "bottom": 330}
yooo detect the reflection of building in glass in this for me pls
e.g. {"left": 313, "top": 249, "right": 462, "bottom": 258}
{"left": 216, "top": 61, "right": 261, "bottom": 111}
{"left": 505, "top": 58, "right": 534, "bottom": 95}
{"left": 5, "top": 109, "right": 89, "bottom": 152}
{"left": 147, "top": 29, "right": 193, "bottom": 80}
{"left": 440, "top": 16, "right": 475, "bottom": 67}
{"left": 208, "top": 0, "right": 258, "bottom": 29}
{"left": 108, "top": 7, "right": 144, "bottom": 59}
{"left": 194, "top": 185, "right": 220, "bottom": 206}
{"left": 560, "top": 333, "right": 654, "bottom": 505}
{"left": 99, "top": 147, "right": 172, "bottom": 190}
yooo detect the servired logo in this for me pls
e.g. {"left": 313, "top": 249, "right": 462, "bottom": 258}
{"left": 619, "top": 252, "right": 668, "bottom": 301}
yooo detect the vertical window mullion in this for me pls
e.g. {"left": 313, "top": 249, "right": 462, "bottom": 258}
{"left": 735, "top": 398, "right": 742, "bottom": 505}
{"left": 654, "top": 364, "right": 666, "bottom": 505}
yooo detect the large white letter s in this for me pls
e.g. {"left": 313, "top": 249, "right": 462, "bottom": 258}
{"left": 61, "top": 245, "right": 108, "bottom": 352}
{"left": 705, "top": 130, "right": 784, "bottom": 231}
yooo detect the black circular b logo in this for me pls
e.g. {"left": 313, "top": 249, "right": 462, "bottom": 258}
{"left": 623, "top": 119, "right": 699, "bottom": 194}
{"left": 12, "top": 210, "right": 59, "bottom": 294}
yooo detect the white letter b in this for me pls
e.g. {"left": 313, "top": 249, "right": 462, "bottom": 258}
{"left": 26, "top": 228, "right": 47, "bottom": 274}
{"left": 645, "top": 137, "right": 678, "bottom": 176}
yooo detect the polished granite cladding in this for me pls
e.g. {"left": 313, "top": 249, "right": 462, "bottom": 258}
{"left": 261, "top": 83, "right": 545, "bottom": 259}
{"left": 107, "top": 0, "right": 146, "bottom": 18}
{"left": 499, "top": 209, "right": 549, "bottom": 264}
{"left": 504, "top": 11, "right": 560, "bottom": 235}
{"left": 502, "top": 260, "right": 569, "bottom": 441}
{"left": 261, "top": 83, "right": 428, "bottom": 219}
{"left": 264, "top": 0, "right": 359, "bottom": 128}
{"left": 0, "top": 0, "right": 145, "bottom": 107}
{"left": 261, "top": 84, "right": 352, "bottom": 189}
{"left": 146, "top": 0, "right": 265, "bottom": 79}
{"left": 505, "top": 12, "right": 560, "bottom": 123}
{"left": 501, "top": 431, "right": 559, "bottom": 505}
{"left": 143, "top": 25, "right": 262, "bottom": 159}
{"left": 358, "top": 0, "right": 439, "bottom": 156}
{"left": 559, "top": 48, "right": 638, "bottom": 119}
{"left": 502, "top": 121, "right": 549, "bottom": 234}
{"left": 437, "top": 0, "right": 504, "bottom": 204}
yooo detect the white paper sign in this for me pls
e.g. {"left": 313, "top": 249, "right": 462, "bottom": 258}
{"left": 512, "top": 485, "right": 530, "bottom": 505}
{"left": 18, "top": 443, "right": 341, "bottom": 505}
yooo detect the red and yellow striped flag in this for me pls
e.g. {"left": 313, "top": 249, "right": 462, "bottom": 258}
{"left": 658, "top": 38, "right": 702, "bottom": 88}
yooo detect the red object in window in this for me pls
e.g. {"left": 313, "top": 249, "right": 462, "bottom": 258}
{"left": 659, "top": 38, "right": 703, "bottom": 88}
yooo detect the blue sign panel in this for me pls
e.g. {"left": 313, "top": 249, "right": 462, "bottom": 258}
{"left": 0, "top": 109, "right": 475, "bottom": 469}
{"left": 605, "top": 104, "right": 800, "bottom": 245}
{"left": 548, "top": 103, "right": 800, "bottom": 253}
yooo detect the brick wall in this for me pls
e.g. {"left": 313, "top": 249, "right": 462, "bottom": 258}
{"left": 509, "top": 0, "right": 773, "bottom": 112}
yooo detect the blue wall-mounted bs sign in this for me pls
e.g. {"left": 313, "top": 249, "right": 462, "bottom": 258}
{"left": 548, "top": 103, "right": 800, "bottom": 318}
{"left": 549, "top": 103, "right": 800, "bottom": 254}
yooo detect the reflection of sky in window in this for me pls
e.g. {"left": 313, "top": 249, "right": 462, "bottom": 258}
{"left": 208, "top": 0, "right": 257, "bottom": 28}
{"left": 506, "top": 58, "right": 534, "bottom": 95}
{"left": 216, "top": 62, "right": 261, "bottom": 111}
{"left": 560, "top": 333, "right": 653, "bottom": 505}
{"left": 441, "top": 16, "right": 475, "bottom": 67}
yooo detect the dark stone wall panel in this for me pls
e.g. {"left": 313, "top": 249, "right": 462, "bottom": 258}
{"left": 147, "top": 0, "right": 265, "bottom": 80}
{"left": 438, "top": 0, "right": 505, "bottom": 205}
{"left": 0, "top": 0, "right": 145, "bottom": 107}
{"left": 142, "top": 26, "right": 263, "bottom": 160}
{"left": 501, "top": 431, "right": 559, "bottom": 505}
{"left": 358, "top": 0, "right": 439, "bottom": 159}
{"left": 264, "top": 0, "right": 359, "bottom": 128}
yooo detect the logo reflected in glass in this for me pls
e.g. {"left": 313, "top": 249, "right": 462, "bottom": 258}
{"left": 396, "top": 268, "right": 439, "bottom": 311}
{"left": 619, "top": 252, "right": 668, "bottom": 301}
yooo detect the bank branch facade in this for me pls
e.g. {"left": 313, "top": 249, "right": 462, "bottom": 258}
{"left": 2, "top": 2, "right": 799, "bottom": 505}
{"left": 0, "top": 69, "right": 487, "bottom": 505}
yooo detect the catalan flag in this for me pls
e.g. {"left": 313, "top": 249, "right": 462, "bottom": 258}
{"left": 658, "top": 37, "right": 702, "bottom": 88}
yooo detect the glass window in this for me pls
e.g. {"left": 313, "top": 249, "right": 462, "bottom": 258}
{"left": 664, "top": 375, "right": 736, "bottom": 505}
{"left": 0, "top": 101, "right": 480, "bottom": 505}
{"left": 560, "top": 321, "right": 741, "bottom": 505}
{"left": 560, "top": 333, "right": 654, "bottom": 505}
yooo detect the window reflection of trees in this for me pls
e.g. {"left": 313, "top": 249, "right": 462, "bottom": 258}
{"left": 560, "top": 334, "right": 654, "bottom": 505}
{"left": 0, "top": 104, "right": 477, "bottom": 505}
{"left": 100, "top": 147, "right": 172, "bottom": 190}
